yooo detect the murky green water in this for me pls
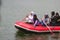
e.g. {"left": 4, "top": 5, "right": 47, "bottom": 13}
{"left": 0, "top": 0, "right": 60, "bottom": 40}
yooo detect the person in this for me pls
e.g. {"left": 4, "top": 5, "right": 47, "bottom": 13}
{"left": 33, "top": 14, "right": 41, "bottom": 26}
{"left": 51, "top": 11, "right": 55, "bottom": 18}
{"left": 22, "top": 11, "right": 35, "bottom": 24}
{"left": 55, "top": 12, "right": 60, "bottom": 26}
{"left": 41, "top": 13, "right": 50, "bottom": 26}
{"left": 33, "top": 14, "right": 49, "bottom": 26}
{"left": 50, "top": 11, "right": 56, "bottom": 26}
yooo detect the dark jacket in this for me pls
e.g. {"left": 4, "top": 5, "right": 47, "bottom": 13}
{"left": 50, "top": 16, "right": 60, "bottom": 26}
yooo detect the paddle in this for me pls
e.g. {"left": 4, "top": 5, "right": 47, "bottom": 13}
{"left": 43, "top": 21, "right": 53, "bottom": 34}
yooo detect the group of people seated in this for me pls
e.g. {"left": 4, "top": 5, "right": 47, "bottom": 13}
{"left": 50, "top": 11, "right": 60, "bottom": 26}
{"left": 22, "top": 11, "right": 60, "bottom": 26}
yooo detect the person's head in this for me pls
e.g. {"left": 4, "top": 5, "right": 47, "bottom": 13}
{"left": 44, "top": 13, "right": 49, "bottom": 18}
{"left": 33, "top": 14, "right": 38, "bottom": 23}
{"left": 56, "top": 12, "right": 59, "bottom": 16}
{"left": 30, "top": 11, "right": 35, "bottom": 15}
{"left": 44, "top": 15, "right": 49, "bottom": 18}
{"left": 51, "top": 11, "right": 55, "bottom": 17}
{"left": 34, "top": 14, "right": 37, "bottom": 18}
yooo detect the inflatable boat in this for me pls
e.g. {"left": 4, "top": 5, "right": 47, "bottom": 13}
{"left": 15, "top": 21, "right": 60, "bottom": 33}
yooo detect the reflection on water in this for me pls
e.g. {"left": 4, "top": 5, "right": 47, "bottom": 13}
{"left": 15, "top": 30, "right": 60, "bottom": 40}
{"left": 51, "top": 33, "right": 60, "bottom": 40}
{"left": 15, "top": 30, "right": 48, "bottom": 40}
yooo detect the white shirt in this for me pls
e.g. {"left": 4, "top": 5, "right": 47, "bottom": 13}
{"left": 26, "top": 15, "right": 33, "bottom": 23}
{"left": 42, "top": 17, "right": 50, "bottom": 24}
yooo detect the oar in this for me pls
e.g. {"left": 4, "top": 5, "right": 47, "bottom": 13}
{"left": 43, "top": 21, "right": 53, "bottom": 34}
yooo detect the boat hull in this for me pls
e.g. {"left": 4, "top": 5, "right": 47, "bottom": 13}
{"left": 15, "top": 21, "right": 60, "bottom": 33}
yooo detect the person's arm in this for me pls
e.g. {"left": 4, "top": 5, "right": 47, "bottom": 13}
{"left": 22, "top": 16, "right": 27, "bottom": 21}
{"left": 34, "top": 20, "right": 38, "bottom": 27}
{"left": 22, "top": 14, "right": 29, "bottom": 21}
{"left": 57, "top": 19, "right": 60, "bottom": 22}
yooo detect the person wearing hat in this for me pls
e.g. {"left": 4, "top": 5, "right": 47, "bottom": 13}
{"left": 41, "top": 13, "right": 50, "bottom": 26}
{"left": 22, "top": 11, "right": 35, "bottom": 24}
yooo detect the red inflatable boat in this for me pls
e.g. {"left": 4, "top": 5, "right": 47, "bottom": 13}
{"left": 15, "top": 21, "right": 60, "bottom": 33}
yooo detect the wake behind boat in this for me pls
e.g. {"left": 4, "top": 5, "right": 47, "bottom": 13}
{"left": 15, "top": 21, "right": 60, "bottom": 33}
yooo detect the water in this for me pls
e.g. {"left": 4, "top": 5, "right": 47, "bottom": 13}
{"left": 0, "top": 0, "right": 60, "bottom": 40}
